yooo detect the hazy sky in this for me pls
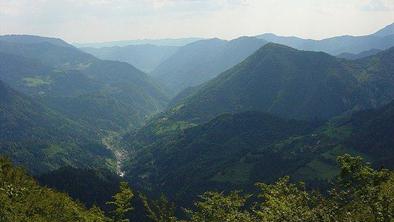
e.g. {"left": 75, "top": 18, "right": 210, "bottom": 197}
{"left": 0, "top": 0, "right": 393, "bottom": 43}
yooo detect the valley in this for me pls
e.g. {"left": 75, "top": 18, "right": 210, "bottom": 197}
{"left": 1, "top": 10, "right": 394, "bottom": 221}
{"left": 102, "top": 132, "right": 128, "bottom": 177}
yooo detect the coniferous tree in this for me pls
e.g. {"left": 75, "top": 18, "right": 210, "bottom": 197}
{"left": 107, "top": 182, "right": 134, "bottom": 222}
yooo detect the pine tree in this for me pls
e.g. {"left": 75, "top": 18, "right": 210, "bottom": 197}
{"left": 107, "top": 182, "right": 134, "bottom": 222}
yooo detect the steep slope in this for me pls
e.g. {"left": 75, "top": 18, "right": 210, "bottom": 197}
{"left": 168, "top": 43, "right": 366, "bottom": 123}
{"left": 81, "top": 44, "right": 179, "bottom": 73}
{"left": 267, "top": 100, "right": 394, "bottom": 182}
{"left": 124, "top": 101, "right": 394, "bottom": 204}
{"left": 0, "top": 52, "right": 100, "bottom": 97}
{"left": 0, "top": 157, "right": 109, "bottom": 221}
{"left": 373, "top": 22, "right": 394, "bottom": 37}
{"left": 0, "top": 80, "right": 113, "bottom": 174}
{"left": 167, "top": 44, "right": 394, "bottom": 124}
{"left": 0, "top": 35, "right": 169, "bottom": 131}
{"left": 122, "top": 45, "right": 394, "bottom": 175}
{"left": 257, "top": 23, "right": 394, "bottom": 55}
{"left": 152, "top": 37, "right": 267, "bottom": 95}
{"left": 336, "top": 49, "right": 382, "bottom": 60}
{"left": 0, "top": 34, "right": 71, "bottom": 47}
{"left": 38, "top": 167, "right": 122, "bottom": 211}
{"left": 124, "top": 111, "right": 317, "bottom": 202}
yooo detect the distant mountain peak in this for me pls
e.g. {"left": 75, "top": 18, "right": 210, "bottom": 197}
{"left": 0, "top": 34, "right": 72, "bottom": 48}
{"left": 373, "top": 22, "right": 394, "bottom": 37}
{"left": 255, "top": 42, "right": 297, "bottom": 54}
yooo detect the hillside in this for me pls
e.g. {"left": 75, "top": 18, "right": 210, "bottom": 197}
{"left": 124, "top": 111, "right": 317, "bottom": 201}
{"left": 0, "top": 80, "right": 113, "bottom": 174}
{"left": 373, "top": 22, "right": 394, "bottom": 37}
{"left": 124, "top": 100, "right": 394, "bottom": 203}
{"left": 123, "top": 44, "right": 394, "bottom": 160}
{"left": 0, "top": 157, "right": 109, "bottom": 221}
{"left": 122, "top": 44, "right": 394, "bottom": 202}
{"left": 0, "top": 35, "right": 169, "bottom": 131}
{"left": 166, "top": 43, "right": 362, "bottom": 123}
{"left": 163, "top": 44, "right": 394, "bottom": 124}
{"left": 152, "top": 37, "right": 267, "bottom": 95}
{"left": 81, "top": 44, "right": 179, "bottom": 73}
{"left": 38, "top": 167, "right": 122, "bottom": 211}
{"left": 257, "top": 23, "right": 394, "bottom": 55}
{"left": 336, "top": 49, "right": 382, "bottom": 60}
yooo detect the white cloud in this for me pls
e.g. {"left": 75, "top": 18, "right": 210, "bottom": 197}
{"left": 0, "top": 0, "right": 393, "bottom": 42}
{"left": 361, "top": 0, "right": 394, "bottom": 11}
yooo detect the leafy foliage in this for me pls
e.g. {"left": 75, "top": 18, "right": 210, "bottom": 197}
{"left": 107, "top": 182, "right": 134, "bottom": 222}
{"left": 38, "top": 167, "right": 122, "bottom": 211}
{"left": 0, "top": 156, "right": 109, "bottom": 221}
{"left": 141, "top": 194, "right": 177, "bottom": 222}
{"left": 184, "top": 155, "right": 394, "bottom": 222}
{"left": 186, "top": 191, "right": 253, "bottom": 222}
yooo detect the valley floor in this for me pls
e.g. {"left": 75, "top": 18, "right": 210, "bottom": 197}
{"left": 102, "top": 132, "right": 128, "bottom": 177}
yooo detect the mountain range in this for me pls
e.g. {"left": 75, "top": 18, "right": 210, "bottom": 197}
{"left": 122, "top": 41, "right": 394, "bottom": 203}
{"left": 74, "top": 37, "right": 203, "bottom": 48}
{"left": 81, "top": 44, "right": 179, "bottom": 73}
{"left": 77, "top": 23, "right": 394, "bottom": 98}
{"left": 124, "top": 100, "right": 394, "bottom": 203}
{"left": 151, "top": 37, "right": 267, "bottom": 95}
{"left": 1, "top": 22, "right": 394, "bottom": 218}
{"left": 164, "top": 43, "right": 394, "bottom": 123}
{"left": 256, "top": 23, "right": 394, "bottom": 55}
{"left": 0, "top": 35, "right": 168, "bottom": 131}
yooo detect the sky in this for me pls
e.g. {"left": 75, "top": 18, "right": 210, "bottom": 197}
{"left": 0, "top": 0, "right": 393, "bottom": 43}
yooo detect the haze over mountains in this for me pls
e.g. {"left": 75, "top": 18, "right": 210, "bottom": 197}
{"left": 164, "top": 44, "right": 394, "bottom": 123}
{"left": 0, "top": 35, "right": 168, "bottom": 132}
{"left": 113, "top": 22, "right": 394, "bottom": 209}
{"left": 256, "top": 23, "right": 394, "bottom": 55}
{"left": 81, "top": 44, "right": 179, "bottom": 73}
{"left": 80, "top": 23, "right": 394, "bottom": 96}
{"left": 0, "top": 80, "right": 112, "bottom": 174}
{"left": 1, "top": 21, "right": 394, "bottom": 221}
{"left": 74, "top": 37, "right": 203, "bottom": 48}
{"left": 151, "top": 37, "right": 268, "bottom": 95}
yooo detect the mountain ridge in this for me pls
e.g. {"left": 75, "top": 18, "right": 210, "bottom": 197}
{"left": 152, "top": 36, "right": 267, "bottom": 95}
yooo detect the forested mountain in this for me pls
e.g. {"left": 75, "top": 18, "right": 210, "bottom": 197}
{"left": 0, "top": 80, "right": 112, "bottom": 174}
{"left": 74, "top": 37, "right": 203, "bottom": 48}
{"left": 81, "top": 44, "right": 179, "bottom": 73}
{"left": 373, "top": 22, "right": 394, "bottom": 37}
{"left": 124, "top": 112, "right": 317, "bottom": 201}
{"left": 121, "top": 43, "right": 394, "bottom": 203}
{"left": 0, "top": 157, "right": 109, "bottom": 221}
{"left": 0, "top": 34, "right": 71, "bottom": 47}
{"left": 257, "top": 23, "right": 394, "bottom": 55}
{"left": 336, "top": 49, "right": 382, "bottom": 60}
{"left": 160, "top": 44, "right": 394, "bottom": 124}
{"left": 38, "top": 167, "right": 122, "bottom": 211}
{"left": 124, "top": 101, "right": 394, "bottom": 204}
{"left": 0, "top": 35, "right": 169, "bottom": 131}
{"left": 1, "top": 4, "right": 394, "bottom": 221}
{"left": 152, "top": 37, "right": 267, "bottom": 95}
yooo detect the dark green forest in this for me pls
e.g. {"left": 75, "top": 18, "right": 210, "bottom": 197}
{"left": 1, "top": 22, "right": 394, "bottom": 221}
{"left": 1, "top": 154, "right": 393, "bottom": 221}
